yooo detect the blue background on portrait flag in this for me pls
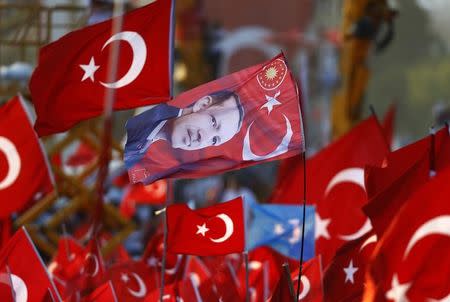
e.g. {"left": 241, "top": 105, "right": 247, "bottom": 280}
{"left": 246, "top": 203, "right": 315, "bottom": 260}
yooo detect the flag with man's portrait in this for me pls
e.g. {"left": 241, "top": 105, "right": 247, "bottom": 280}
{"left": 125, "top": 53, "right": 305, "bottom": 184}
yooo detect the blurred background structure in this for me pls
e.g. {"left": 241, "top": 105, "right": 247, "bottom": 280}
{"left": 1, "top": 0, "right": 449, "bottom": 257}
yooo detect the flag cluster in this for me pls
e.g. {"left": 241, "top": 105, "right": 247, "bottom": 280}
{"left": 0, "top": 0, "right": 448, "bottom": 301}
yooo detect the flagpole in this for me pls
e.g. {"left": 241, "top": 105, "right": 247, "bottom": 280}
{"left": 282, "top": 263, "right": 296, "bottom": 302}
{"left": 244, "top": 250, "right": 250, "bottom": 302}
{"left": 263, "top": 260, "right": 269, "bottom": 301}
{"left": 429, "top": 126, "right": 436, "bottom": 177}
{"left": 160, "top": 179, "right": 171, "bottom": 302}
{"left": 47, "top": 288, "right": 56, "bottom": 302}
{"left": 296, "top": 151, "right": 307, "bottom": 301}
{"left": 189, "top": 275, "right": 204, "bottom": 302}
{"left": 5, "top": 263, "right": 16, "bottom": 302}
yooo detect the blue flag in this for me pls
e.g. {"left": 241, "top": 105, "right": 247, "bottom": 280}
{"left": 246, "top": 203, "right": 315, "bottom": 260}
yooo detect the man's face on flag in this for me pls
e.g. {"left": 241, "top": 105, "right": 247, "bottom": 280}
{"left": 170, "top": 93, "right": 243, "bottom": 150}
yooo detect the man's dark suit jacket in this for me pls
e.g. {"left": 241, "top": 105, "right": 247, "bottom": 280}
{"left": 124, "top": 103, "right": 180, "bottom": 167}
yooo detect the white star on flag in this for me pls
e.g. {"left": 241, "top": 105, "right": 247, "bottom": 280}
{"left": 343, "top": 259, "right": 358, "bottom": 284}
{"left": 80, "top": 57, "right": 100, "bottom": 82}
{"left": 273, "top": 223, "right": 285, "bottom": 235}
{"left": 196, "top": 223, "right": 209, "bottom": 237}
{"left": 385, "top": 274, "right": 411, "bottom": 302}
{"left": 315, "top": 213, "right": 331, "bottom": 240}
{"left": 121, "top": 273, "right": 130, "bottom": 283}
{"left": 261, "top": 91, "right": 281, "bottom": 114}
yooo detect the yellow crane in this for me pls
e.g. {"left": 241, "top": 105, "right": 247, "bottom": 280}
{"left": 331, "top": 0, "right": 398, "bottom": 139}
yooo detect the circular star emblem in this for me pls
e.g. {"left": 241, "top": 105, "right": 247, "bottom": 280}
{"left": 257, "top": 58, "right": 287, "bottom": 90}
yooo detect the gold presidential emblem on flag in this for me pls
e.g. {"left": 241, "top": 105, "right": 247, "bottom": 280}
{"left": 257, "top": 58, "right": 288, "bottom": 90}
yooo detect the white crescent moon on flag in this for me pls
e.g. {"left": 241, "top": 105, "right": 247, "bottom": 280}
{"left": 126, "top": 273, "right": 147, "bottom": 298}
{"left": 242, "top": 115, "right": 292, "bottom": 161}
{"left": 359, "top": 234, "right": 377, "bottom": 252}
{"left": 100, "top": 31, "right": 147, "bottom": 89}
{"left": 164, "top": 255, "right": 183, "bottom": 275}
{"left": 428, "top": 292, "right": 450, "bottom": 302}
{"left": 338, "top": 218, "right": 372, "bottom": 241}
{"left": 292, "top": 275, "right": 311, "bottom": 300}
{"left": 325, "top": 168, "right": 365, "bottom": 196}
{"left": 209, "top": 214, "right": 234, "bottom": 243}
{"left": 0, "top": 273, "right": 28, "bottom": 302}
{"left": 83, "top": 253, "right": 99, "bottom": 277}
{"left": 404, "top": 215, "right": 450, "bottom": 259}
{"left": 249, "top": 261, "right": 262, "bottom": 271}
{"left": 0, "top": 137, "right": 21, "bottom": 190}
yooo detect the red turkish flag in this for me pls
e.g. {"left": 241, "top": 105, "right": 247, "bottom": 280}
{"left": 66, "top": 141, "right": 97, "bottom": 167}
{"left": 270, "top": 116, "right": 389, "bottom": 203}
{"left": 269, "top": 257, "right": 323, "bottom": 302}
{"left": 363, "top": 137, "right": 432, "bottom": 237}
{"left": 0, "top": 96, "right": 54, "bottom": 218}
{"left": 120, "top": 180, "right": 167, "bottom": 217}
{"left": 363, "top": 166, "right": 450, "bottom": 302}
{"left": 323, "top": 231, "right": 377, "bottom": 302}
{"left": 29, "top": 0, "right": 175, "bottom": 136}
{"left": 183, "top": 256, "right": 211, "bottom": 287}
{"left": 48, "top": 236, "right": 85, "bottom": 284}
{"left": 108, "top": 261, "right": 156, "bottom": 302}
{"left": 142, "top": 232, "right": 186, "bottom": 284}
{"left": 270, "top": 116, "right": 389, "bottom": 266}
{"left": 0, "top": 228, "right": 61, "bottom": 302}
{"left": 167, "top": 197, "right": 245, "bottom": 256}
{"left": 65, "top": 238, "right": 106, "bottom": 296}
{"left": 125, "top": 53, "right": 305, "bottom": 184}
{"left": 83, "top": 281, "right": 118, "bottom": 302}
{"left": 234, "top": 247, "right": 297, "bottom": 302}
{"left": 197, "top": 261, "right": 241, "bottom": 302}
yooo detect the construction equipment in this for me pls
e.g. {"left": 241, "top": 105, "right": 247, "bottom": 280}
{"left": 331, "top": 0, "right": 398, "bottom": 139}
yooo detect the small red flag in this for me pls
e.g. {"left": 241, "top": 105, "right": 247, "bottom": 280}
{"left": 270, "top": 257, "right": 323, "bottom": 302}
{"left": 125, "top": 53, "right": 305, "bottom": 184}
{"left": 166, "top": 197, "right": 245, "bottom": 256}
{"left": 29, "top": 0, "right": 175, "bottom": 136}
{"left": 0, "top": 96, "right": 54, "bottom": 218}
{"left": 323, "top": 231, "right": 377, "bottom": 301}
{"left": 108, "top": 261, "right": 155, "bottom": 302}
{"left": 0, "top": 228, "right": 61, "bottom": 301}
{"left": 83, "top": 281, "right": 118, "bottom": 302}
{"left": 363, "top": 137, "right": 431, "bottom": 238}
